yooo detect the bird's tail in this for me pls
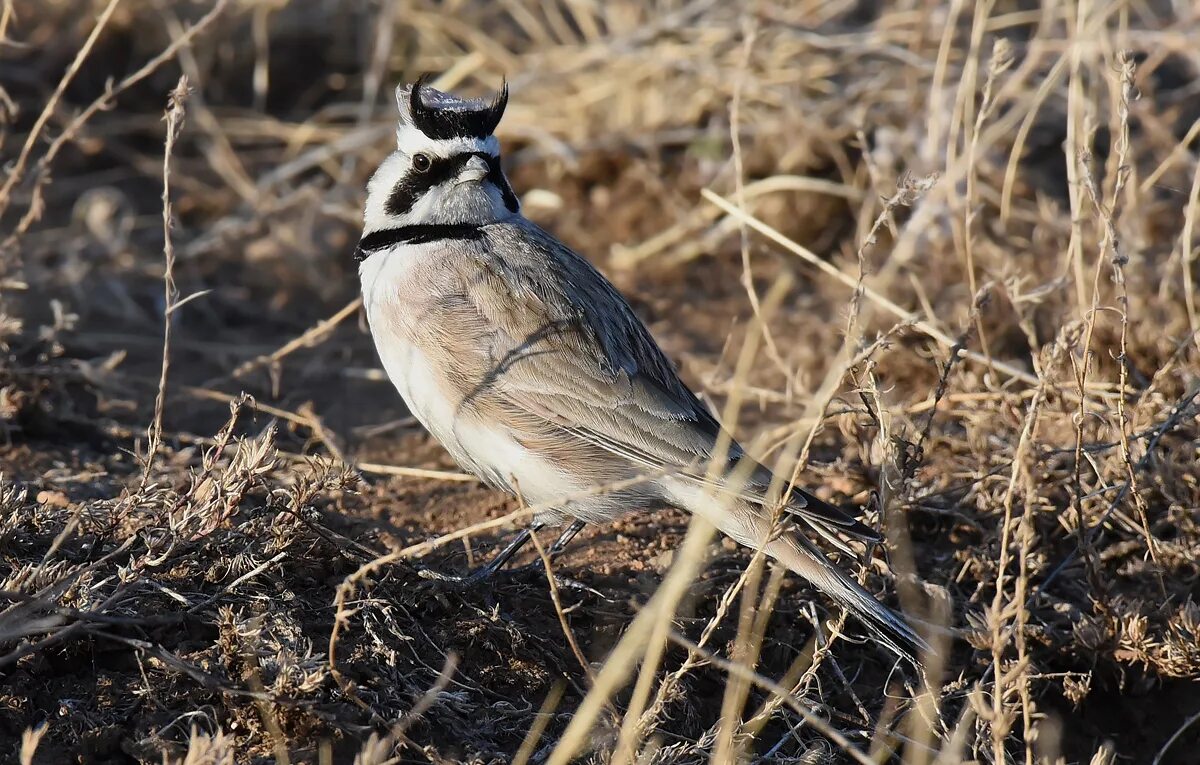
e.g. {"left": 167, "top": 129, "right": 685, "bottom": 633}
{"left": 662, "top": 477, "right": 929, "bottom": 665}
{"left": 763, "top": 530, "right": 929, "bottom": 665}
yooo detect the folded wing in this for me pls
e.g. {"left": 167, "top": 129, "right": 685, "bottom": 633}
{"left": 458, "top": 221, "right": 878, "bottom": 544}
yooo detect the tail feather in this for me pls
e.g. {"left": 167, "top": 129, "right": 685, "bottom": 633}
{"left": 766, "top": 531, "right": 930, "bottom": 666}
{"left": 662, "top": 478, "right": 929, "bottom": 665}
{"left": 785, "top": 487, "right": 882, "bottom": 543}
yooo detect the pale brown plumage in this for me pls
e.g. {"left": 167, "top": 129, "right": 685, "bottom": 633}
{"left": 358, "top": 80, "right": 929, "bottom": 664}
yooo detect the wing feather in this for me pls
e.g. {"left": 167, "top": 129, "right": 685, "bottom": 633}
{"left": 456, "top": 220, "right": 877, "bottom": 541}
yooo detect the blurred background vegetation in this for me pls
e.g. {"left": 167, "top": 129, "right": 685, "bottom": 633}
{"left": 2, "top": 1, "right": 1199, "bottom": 763}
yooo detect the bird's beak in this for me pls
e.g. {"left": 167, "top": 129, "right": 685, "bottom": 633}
{"left": 457, "top": 155, "right": 489, "bottom": 184}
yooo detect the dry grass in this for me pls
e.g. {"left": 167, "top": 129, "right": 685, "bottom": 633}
{"left": 2, "top": 1, "right": 1199, "bottom": 763}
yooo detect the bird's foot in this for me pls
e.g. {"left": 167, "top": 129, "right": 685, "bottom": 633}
{"left": 505, "top": 559, "right": 549, "bottom": 577}
{"left": 417, "top": 564, "right": 504, "bottom": 589}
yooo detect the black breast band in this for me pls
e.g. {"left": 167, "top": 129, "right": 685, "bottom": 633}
{"left": 354, "top": 223, "right": 483, "bottom": 261}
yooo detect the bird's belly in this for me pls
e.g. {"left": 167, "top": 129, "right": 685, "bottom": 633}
{"left": 365, "top": 306, "right": 582, "bottom": 506}
{"left": 372, "top": 333, "right": 450, "bottom": 440}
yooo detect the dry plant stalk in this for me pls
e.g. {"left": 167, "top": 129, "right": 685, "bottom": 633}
{"left": 0, "top": 0, "right": 122, "bottom": 222}
{"left": 0, "top": 0, "right": 231, "bottom": 254}
{"left": 145, "top": 76, "right": 191, "bottom": 479}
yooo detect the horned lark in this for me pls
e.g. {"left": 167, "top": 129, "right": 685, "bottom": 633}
{"left": 356, "top": 77, "right": 928, "bottom": 663}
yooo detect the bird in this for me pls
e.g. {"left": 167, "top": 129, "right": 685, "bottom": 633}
{"left": 355, "top": 76, "right": 929, "bottom": 665}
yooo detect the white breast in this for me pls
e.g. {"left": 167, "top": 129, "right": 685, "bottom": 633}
{"left": 359, "top": 244, "right": 462, "bottom": 450}
{"left": 358, "top": 245, "right": 582, "bottom": 506}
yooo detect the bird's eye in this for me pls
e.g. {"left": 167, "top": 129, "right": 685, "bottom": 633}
{"left": 412, "top": 153, "right": 432, "bottom": 172}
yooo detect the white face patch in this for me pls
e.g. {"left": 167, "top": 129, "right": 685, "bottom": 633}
{"left": 395, "top": 126, "right": 498, "bottom": 158}
{"left": 362, "top": 134, "right": 516, "bottom": 233}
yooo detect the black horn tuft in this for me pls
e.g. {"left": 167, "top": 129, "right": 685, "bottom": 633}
{"left": 407, "top": 77, "right": 509, "bottom": 140}
{"left": 482, "top": 80, "right": 508, "bottom": 135}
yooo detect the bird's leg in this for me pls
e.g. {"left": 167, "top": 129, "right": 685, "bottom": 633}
{"left": 510, "top": 519, "right": 587, "bottom": 575}
{"left": 419, "top": 523, "right": 542, "bottom": 585}
{"left": 547, "top": 519, "right": 587, "bottom": 556}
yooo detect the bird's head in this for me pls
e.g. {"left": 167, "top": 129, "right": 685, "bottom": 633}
{"left": 363, "top": 76, "right": 519, "bottom": 234}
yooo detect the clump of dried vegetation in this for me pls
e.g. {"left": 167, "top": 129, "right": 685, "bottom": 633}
{"left": 1, "top": 0, "right": 1199, "bottom": 763}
